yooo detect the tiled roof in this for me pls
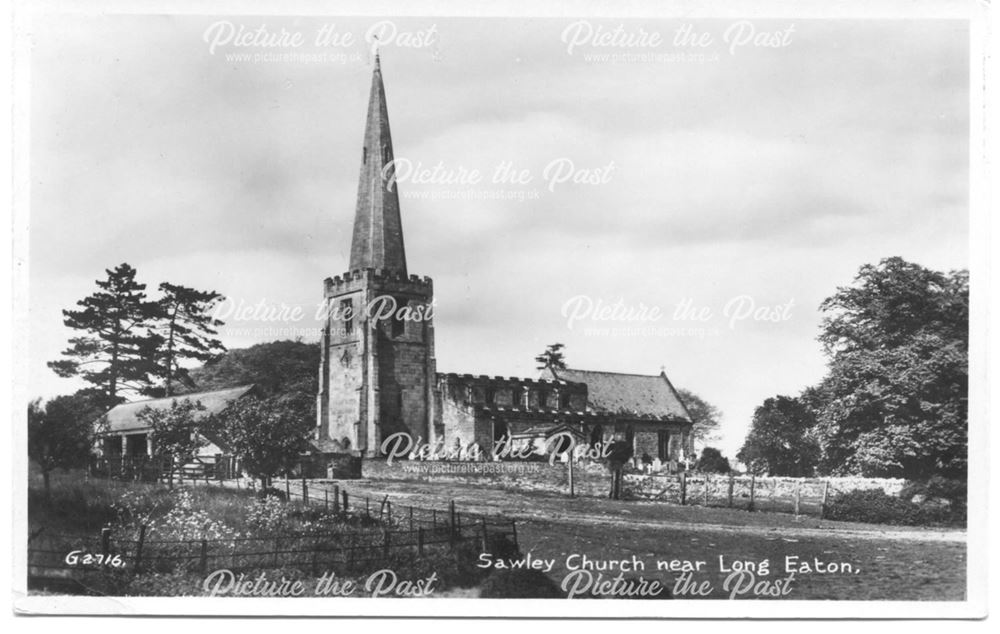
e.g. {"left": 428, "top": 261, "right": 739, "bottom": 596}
{"left": 101, "top": 385, "right": 256, "bottom": 434}
{"left": 542, "top": 367, "right": 692, "bottom": 423}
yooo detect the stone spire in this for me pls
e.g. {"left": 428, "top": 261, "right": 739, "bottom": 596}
{"left": 349, "top": 50, "right": 407, "bottom": 275}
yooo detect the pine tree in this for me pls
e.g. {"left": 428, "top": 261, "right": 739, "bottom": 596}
{"left": 535, "top": 343, "right": 567, "bottom": 370}
{"left": 152, "top": 283, "right": 227, "bottom": 396}
{"left": 47, "top": 263, "right": 160, "bottom": 405}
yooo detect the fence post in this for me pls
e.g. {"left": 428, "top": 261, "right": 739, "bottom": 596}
{"left": 200, "top": 538, "right": 209, "bottom": 574}
{"left": 704, "top": 474, "right": 710, "bottom": 506}
{"left": 727, "top": 473, "right": 735, "bottom": 508}
{"left": 134, "top": 525, "right": 146, "bottom": 574}
{"left": 749, "top": 474, "right": 757, "bottom": 512}
{"left": 302, "top": 479, "right": 309, "bottom": 506}
{"left": 342, "top": 490, "right": 349, "bottom": 512}
{"left": 285, "top": 474, "right": 290, "bottom": 500}
{"left": 366, "top": 497, "right": 371, "bottom": 520}
{"left": 794, "top": 480, "right": 802, "bottom": 515}
{"left": 679, "top": 472, "right": 687, "bottom": 505}
{"left": 821, "top": 481, "right": 830, "bottom": 518}
{"left": 511, "top": 521, "right": 518, "bottom": 549}
{"left": 100, "top": 527, "right": 111, "bottom": 566}
{"left": 418, "top": 528, "right": 425, "bottom": 556}
{"left": 568, "top": 451, "right": 575, "bottom": 498}
{"left": 325, "top": 490, "right": 329, "bottom": 512}
{"left": 409, "top": 506, "right": 414, "bottom": 531}
{"left": 334, "top": 485, "right": 340, "bottom": 513}
{"left": 448, "top": 501, "right": 457, "bottom": 548}
{"left": 311, "top": 538, "right": 319, "bottom": 576}
{"left": 387, "top": 501, "right": 392, "bottom": 525}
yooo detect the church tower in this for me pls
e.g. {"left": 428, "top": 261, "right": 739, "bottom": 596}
{"left": 318, "top": 53, "right": 437, "bottom": 457}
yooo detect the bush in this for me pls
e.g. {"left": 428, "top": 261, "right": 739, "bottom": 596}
{"left": 899, "top": 476, "right": 967, "bottom": 526}
{"left": 824, "top": 488, "right": 956, "bottom": 526}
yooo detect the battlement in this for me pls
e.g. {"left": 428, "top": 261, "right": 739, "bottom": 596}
{"left": 436, "top": 371, "right": 588, "bottom": 411}
{"left": 438, "top": 372, "right": 570, "bottom": 387}
{"left": 324, "top": 268, "right": 433, "bottom": 295}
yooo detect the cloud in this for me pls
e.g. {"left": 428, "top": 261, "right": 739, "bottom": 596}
{"left": 26, "top": 15, "right": 970, "bottom": 457}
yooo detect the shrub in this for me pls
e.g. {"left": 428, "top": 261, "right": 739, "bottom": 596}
{"left": 694, "top": 447, "right": 732, "bottom": 474}
{"left": 824, "top": 488, "right": 955, "bottom": 526}
{"left": 899, "top": 476, "right": 967, "bottom": 526}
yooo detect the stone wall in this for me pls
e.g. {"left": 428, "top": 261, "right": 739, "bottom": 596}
{"left": 623, "top": 473, "right": 910, "bottom": 515}
{"left": 361, "top": 458, "right": 613, "bottom": 497}
{"left": 356, "top": 460, "right": 912, "bottom": 517}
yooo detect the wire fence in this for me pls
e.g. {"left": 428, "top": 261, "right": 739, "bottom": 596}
{"left": 28, "top": 478, "right": 518, "bottom": 583}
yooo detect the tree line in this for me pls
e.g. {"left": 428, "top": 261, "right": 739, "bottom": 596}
{"left": 738, "top": 257, "right": 968, "bottom": 482}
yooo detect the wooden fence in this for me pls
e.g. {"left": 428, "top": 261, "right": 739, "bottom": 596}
{"left": 91, "top": 454, "right": 240, "bottom": 483}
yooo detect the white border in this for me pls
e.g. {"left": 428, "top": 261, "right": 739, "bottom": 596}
{"left": 8, "top": 0, "right": 992, "bottom": 619}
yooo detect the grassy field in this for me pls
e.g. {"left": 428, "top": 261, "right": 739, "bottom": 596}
{"left": 323, "top": 479, "right": 967, "bottom": 601}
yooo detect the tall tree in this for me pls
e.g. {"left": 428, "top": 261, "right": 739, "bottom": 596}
{"left": 813, "top": 258, "right": 968, "bottom": 479}
{"left": 819, "top": 257, "right": 968, "bottom": 354}
{"left": 151, "top": 283, "right": 227, "bottom": 396}
{"left": 47, "top": 263, "right": 160, "bottom": 406}
{"left": 136, "top": 399, "right": 208, "bottom": 488}
{"left": 535, "top": 343, "right": 567, "bottom": 370}
{"left": 28, "top": 392, "right": 103, "bottom": 499}
{"left": 213, "top": 395, "right": 313, "bottom": 490}
{"left": 676, "top": 388, "right": 722, "bottom": 445}
{"left": 737, "top": 395, "right": 820, "bottom": 476}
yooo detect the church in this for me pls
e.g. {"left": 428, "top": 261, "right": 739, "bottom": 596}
{"left": 315, "top": 54, "right": 694, "bottom": 471}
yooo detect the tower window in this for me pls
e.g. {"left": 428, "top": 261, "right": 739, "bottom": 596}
{"left": 391, "top": 298, "right": 406, "bottom": 338}
{"left": 340, "top": 299, "right": 354, "bottom": 335}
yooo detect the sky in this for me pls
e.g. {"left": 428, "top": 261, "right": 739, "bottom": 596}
{"left": 27, "top": 15, "right": 969, "bottom": 457}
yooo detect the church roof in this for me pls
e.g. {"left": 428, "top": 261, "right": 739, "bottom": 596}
{"left": 542, "top": 367, "right": 692, "bottom": 423}
{"left": 100, "top": 385, "right": 256, "bottom": 434}
{"left": 349, "top": 51, "right": 408, "bottom": 275}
